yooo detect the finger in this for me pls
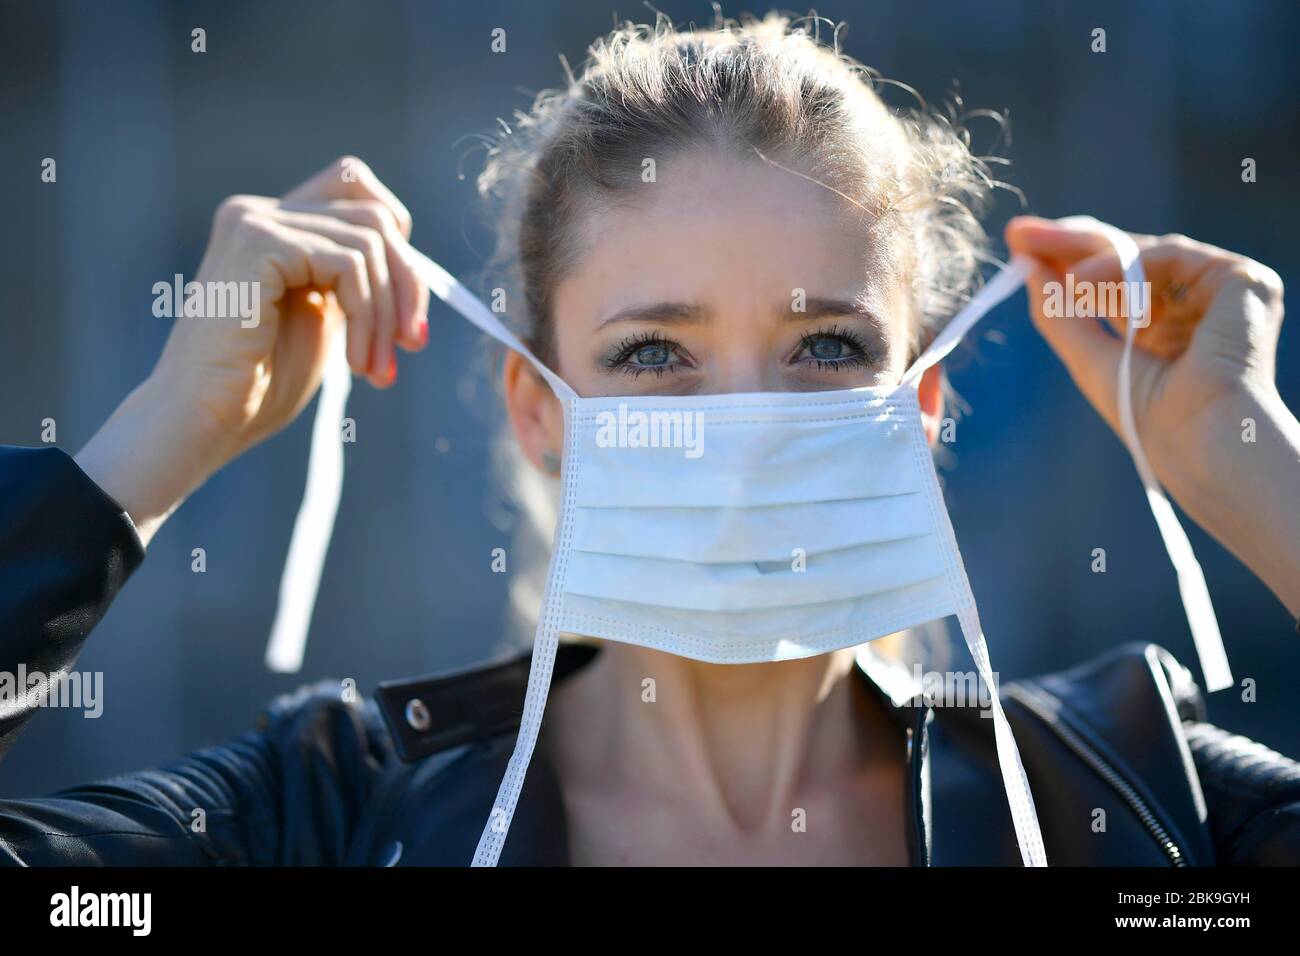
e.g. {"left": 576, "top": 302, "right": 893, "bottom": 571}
{"left": 265, "top": 208, "right": 398, "bottom": 387}
{"left": 1068, "top": 242, "right": 1221, "bottom": 359}
{"left": 281, "top": 156, "right": 413, "bottom": 239}
{"left": 1023, "top": 260, "right": 1127, "bottom": 431}
{"left": 279, "top": 199, "right": 428, "bottom": 351}
{"left": 248, "top": 215, "right": 376, "bottom": 380}
{"left": 1066, "top": 235, "right": 1225, "bottom": 288}
{"left": 1006, "top": 215, "right": 1117, "bottom": 270}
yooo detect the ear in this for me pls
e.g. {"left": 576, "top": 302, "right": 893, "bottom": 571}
{"left": 503, "top": 350, "right": 564, "bottom": 474}
{"left": 917, "top": 362, "right": 945, "bottom": 446}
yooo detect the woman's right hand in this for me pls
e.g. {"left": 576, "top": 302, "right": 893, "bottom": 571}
{"left": 76, "top": 156, "right": 429, "bottom": 546}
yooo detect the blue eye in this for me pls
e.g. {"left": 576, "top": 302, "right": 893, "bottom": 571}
{"left": 632, "top": 343, "right": 671, "bottom": 366}
{"left": 605, "top": 332, "right": 684, "bottom": 378}
{"left": 807, "top": 335, "right": 847, "bottom": 361}
{"left": 796, "top": 325, "right": 874, "bottom": 371}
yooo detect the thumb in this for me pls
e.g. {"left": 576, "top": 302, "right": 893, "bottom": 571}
{"left": 1023, "top": 260, "right": 1129, "bottom": 432}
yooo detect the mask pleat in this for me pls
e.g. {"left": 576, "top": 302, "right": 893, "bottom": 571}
{"left": 571, "top": 491, "right": 932, "bottom": 563}
{"left": 559, "top": 576, "right": 955, "bottom": 661}
{"left": 563, "top": 532, "right": 948, "bottom": 612}
{"left": 575, "top": 405, "right": 920, "bottom": 509}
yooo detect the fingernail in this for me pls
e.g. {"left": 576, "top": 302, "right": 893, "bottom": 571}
{"left": 416, "top": 316, "right": 428, "bottom": 347}
{"left": 388, "top": 355, "right": 398, "bottom": 383}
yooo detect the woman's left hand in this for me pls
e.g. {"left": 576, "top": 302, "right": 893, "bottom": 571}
{"left": 1007, "top": 215, "right": 1300, "bottom": 617}
{"left": 1007, "top": 215, "right": 1283, "bottom": 462}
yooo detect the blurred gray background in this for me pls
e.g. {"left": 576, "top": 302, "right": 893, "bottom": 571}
{"left": 2, "top": 0, "right": 1297, "bottom": 796}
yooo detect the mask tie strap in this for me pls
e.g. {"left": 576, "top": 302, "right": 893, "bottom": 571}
{"left": 1070, "top": 218, "right": 1232, "bottom": 691}
{"left": 405, "top": 249, "right": 578, "bottom": 402}
{"left": 900, "top": 256, "right": 1035, "bottom": 389}
{"left": 406, "top": 248, "right": 575, "bottom": 865}
{"left": 263, "top": 326, "right": 352, "bottom": 672}
{"left": 264, "top": 247, "right": 577, "bottom": 673}
{"left": 957, "top": 604, "right": 1048, "bottom": 866}
{"left": 894, "top": 257, "right": 1047, "bottom": 865}
{"left": 900, "top": 226, "right": 1231, "bottom": 693}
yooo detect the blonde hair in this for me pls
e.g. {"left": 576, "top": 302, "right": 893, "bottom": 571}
{"left": 477, "top": 11, "right": 1008, "bottom": 651}
{"left": 478, "top": 11, "right": 1006, "bottom": 364}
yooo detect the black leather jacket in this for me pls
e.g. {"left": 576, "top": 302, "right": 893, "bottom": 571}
{"left": 2, "top": 444, "right": 1299, "bottom": 866}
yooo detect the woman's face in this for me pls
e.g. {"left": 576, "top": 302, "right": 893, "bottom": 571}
{"left": 554, "top": 153, "right": 911, "bottom": 395}
{"left": 504, "top": 152, "right": 945, "bottom": 468}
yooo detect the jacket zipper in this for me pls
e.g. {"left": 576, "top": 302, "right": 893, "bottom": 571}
{"left": 1008, "top": 685, "right": 1187, "bottom": 867}
{"left": 906, "top": 705, "right": 930, "bottom": 867}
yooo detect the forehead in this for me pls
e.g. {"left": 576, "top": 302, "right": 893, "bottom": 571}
{"left": 552, "top": 152, "right": 908, "bottom": 327}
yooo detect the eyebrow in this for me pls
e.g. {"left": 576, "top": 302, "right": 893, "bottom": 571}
{"left": 595, "top": 297, "right": 887, "bottom": 332}
{"left": 596, "top": 302, "right": 704, "bottom": 329}
{"left": 798, "top": 297, "right": 888, "bottom": 334}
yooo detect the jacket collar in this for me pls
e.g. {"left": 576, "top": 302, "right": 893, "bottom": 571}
{"left": 375, "top": 642, "right": 922, "bottom": 762}
{"left": 374, "top": 641, "right": 934, "bottom": 866}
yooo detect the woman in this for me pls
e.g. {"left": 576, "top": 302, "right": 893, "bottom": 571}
{"left": 3, "top": 14, "right": 1299, "bottom": 866}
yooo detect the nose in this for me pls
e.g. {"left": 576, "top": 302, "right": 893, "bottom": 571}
{"left": 706, "top": 357, "right": 771, "bottom": 393}
{"left": 703, "top": 330, "right": 788, "bottom": 394}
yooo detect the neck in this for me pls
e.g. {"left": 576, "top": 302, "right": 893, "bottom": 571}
{"left": 546, "top": 642, "right": 872, "bottom": 832}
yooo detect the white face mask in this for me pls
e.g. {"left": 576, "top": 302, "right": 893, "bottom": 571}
{"left": 263, "top": 217, "right": 1231, "bottom": 868}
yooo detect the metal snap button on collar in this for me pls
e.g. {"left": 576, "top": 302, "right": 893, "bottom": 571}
{"left": 405, "top": 698, "right": 431, "bottom": 732}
